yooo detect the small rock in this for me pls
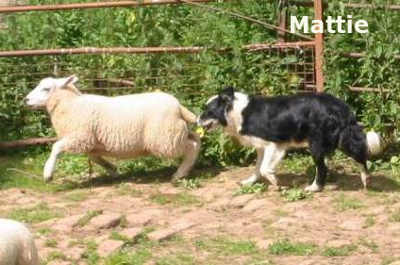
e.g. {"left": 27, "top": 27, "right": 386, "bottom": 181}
{"left": 242, "top": 199, "right": 266, "bottom": 212}
{"left": 120, "top": 227, "right": 143, "bottom": 240}
{"left": 97, "top": 239, "right": 124, "bottom": 257}
{"left": 230, "top": 194, "right": 254, "bottom": 208}
{"left": 125, "top": 213, "right": 152, "bottom": 226}
{"left": 208, "top": 198, "right": 230, "bottom": 210}
{"left": 52, "top": 214, "right": 84, "bottom": 232}
{"left": 325, "top": 239, "right": 352, "bottom": 248}
{"left": 147, "top": 219, "right": 196, "bottom": 241}
{"left": 339, "top": 218, "right": 363, "bottom": 230}
{"left": 254, "top": 239, "right": 273, "bottom": 249}
{"left": 270, "top": 217, "right": 297, "bottom": 229}
{"left": 90, "top": 213, "right": 122, "bottom": 229}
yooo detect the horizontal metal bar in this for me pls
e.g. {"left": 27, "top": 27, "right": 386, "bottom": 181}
{"left": 0, "top": 0, "right": 223, "bottom": 13}
{"left": 344, "top": 3, "right": 400, "bottom": 10}
{"left": 342, "top": 52, "right": 400, "bottom": 60}
{"left": 290, "top": 1, "right": 400, "bottom": 10}
{"left": 0, "top": 46, "right": 205, "bottom": 57}
{"left": 349, "top": 87, "right": 390, "bottom": 93}
{"left": 0, "top": 42, "right": 316, "bottom": 57}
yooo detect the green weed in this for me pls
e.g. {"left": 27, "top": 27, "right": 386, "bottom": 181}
{"left": 234, "top": 183, "right": 266, "bottom": 195}
{"left": 268, "top": 239, "right": 316, "bottom": 256}
{"left": 7, "top": 202, "right": 62, "bottom": 224}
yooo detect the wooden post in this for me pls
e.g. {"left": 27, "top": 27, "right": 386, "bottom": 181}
{"left": 314, "top": 0, "right": 324, "bottom": 92}
{"left": 277, "top": 0, "right": 288, "bottom": 42}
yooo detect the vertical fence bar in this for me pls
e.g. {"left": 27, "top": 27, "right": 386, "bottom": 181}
{"left": 314, "top": 0, "right": 324, "bottom": 92}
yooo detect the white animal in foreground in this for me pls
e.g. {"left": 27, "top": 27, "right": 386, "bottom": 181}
{"left": 25, "top": 75, "right": 200, "bottom": 182}
{"left": 0, "top": 219, "right": 39, "bottom": 265}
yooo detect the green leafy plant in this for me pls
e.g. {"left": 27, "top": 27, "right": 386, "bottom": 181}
{"left": 281, "top": 188, "right": 310, "bottom": 202}
{"left": 234, "top": 183, "right": 266, "bottom": 195}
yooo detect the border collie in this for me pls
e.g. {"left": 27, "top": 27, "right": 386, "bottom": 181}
{"left": 198, "top": 87, "right": 380, "bottom": 192}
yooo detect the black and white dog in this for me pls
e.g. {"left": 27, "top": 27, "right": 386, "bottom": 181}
{"left": 198, "top": 87, "right": 380, "bottom": 192}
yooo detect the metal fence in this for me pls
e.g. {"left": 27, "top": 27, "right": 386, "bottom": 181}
{"left": 1, "top": 0, "right": 397, "bottom": 148}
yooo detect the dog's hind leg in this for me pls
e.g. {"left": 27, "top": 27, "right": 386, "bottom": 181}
{"left": 240, "top": 148, "right": 264, "bottom": 186}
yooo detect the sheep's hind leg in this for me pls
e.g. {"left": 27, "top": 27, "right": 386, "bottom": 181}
{"left": 89, "top": 155, "right": 119, "bottom": 178}
{"left": 172, "top": 133, "right": 201, "bottom": 181}
{"left": 44, "top": 139, "right": 67, "bottom": 182}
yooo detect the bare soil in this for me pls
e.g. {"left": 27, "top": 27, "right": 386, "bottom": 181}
{"left": 1, "top": 166, "right": 400, "bottom": 265}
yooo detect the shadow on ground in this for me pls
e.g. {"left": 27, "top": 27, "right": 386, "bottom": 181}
{"left": 58, "top": 166, "right": 223, "bottom": 189}
{"left": 275, "top": 165, "right": 400, "bottom": 192}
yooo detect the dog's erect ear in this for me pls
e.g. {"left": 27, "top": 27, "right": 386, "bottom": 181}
{"left": 219, "top": 86, "right": 235, "bottom": 103}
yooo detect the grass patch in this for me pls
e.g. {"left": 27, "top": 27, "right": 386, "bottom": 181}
{"left": 0, "top": 152, "right": 86, "bottom": 192}
{"left": 81, "top": 240, "right": 100, "bottom": 265}
{"left": 177, "top": 178, "right": 202, "bottom": 190}
{"left": 156, "top": 253, "right": 196, "bottom": 265}
{"left": 334, "top": 193, "right": 364, "bottom": 211}
{"left": 64, "top": 190, "right": 90, "bottom": 202}
{"left": 46, "top": 251, "right": 67, "bottom": 262}
{"left": 363, "top": 215, "right": 376, "bottom": 228}
{"left": 281, "top": 188, "right": 310, "bottom": 202}
{"left": 7, "top": 202, "right": 62, "bottom": 224}
{"left": 116, "top": 183, "right": 143, "bottom": 197}
{"left": 234, "top": 183, "right": 266, "bottom": 195}
{"left": 389, "top": 209, "right": 400, "bottom": 222}
{"left": 273, "top": 209, "right": 289, "bottom": 217}
{"left": 45, "top": 238, "right": 58, "bottom": 248}
{"left": 321, "top": 244, "right": 357, "bottom": 257}
{"left": 268, "top": 239, "right": 316, "bottom": 256}
{"left": 110, "top": 231, "right": 131, "bottom": 243}
{"left": 104, "top": 249, "right": 151, "bottom": 265}
{"left": 150, "top": 192, "right": 201, "bottom": 206}
{"left": 195, "top": 237, "right": 259, "bottom": 256}
{"left": 359, "top": 238, "right": 378, "bottom": 252}
{"left": 76, "top": 210, "right": 103, "bottom": 227}
{"left": 37, "top": 227, "right": 53, "bottom": 235}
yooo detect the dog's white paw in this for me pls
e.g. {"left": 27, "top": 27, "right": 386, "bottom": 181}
{"left": 304, "top": 183, "right": 322, "bottom": 192}
{"left": 43, "top": 162, "right": 54, "bottom": 182}
{"left": 43, "top": 171, "right": 53, "bottom": 182}
{"left": 240, "top": 175, "right": 259, "bottom": 186}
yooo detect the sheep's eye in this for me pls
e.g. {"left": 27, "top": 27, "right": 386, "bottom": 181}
{"left": 43, "top": 87, "right": 51, "bottom": 92}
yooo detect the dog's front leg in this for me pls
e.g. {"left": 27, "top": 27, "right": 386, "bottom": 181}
{"left": 240, "top": 148, "right": 264, "bottom": 186}
{"left": 259, "top": 143, "right": 286, "bottom": 187}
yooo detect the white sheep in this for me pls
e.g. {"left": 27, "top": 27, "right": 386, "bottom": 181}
{"left": 0, "top": 219, "right": 39, "bottom": 265}
{"left": 25, "top": 75, "right": 200, "bottom": 182}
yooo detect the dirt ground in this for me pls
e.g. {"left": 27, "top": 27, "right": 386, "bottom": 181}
{"left": 1, "top": 165, "right": 400, "bottom": 265}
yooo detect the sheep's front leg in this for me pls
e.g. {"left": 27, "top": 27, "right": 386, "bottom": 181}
{"left": 172, "top": 133, "right": 201, "bottom": 181}
{"left": 88, "top": 155, "right": 119, "bottom": 178}
{"left": 44, "top": 139, "right": 66, "bottom": 182}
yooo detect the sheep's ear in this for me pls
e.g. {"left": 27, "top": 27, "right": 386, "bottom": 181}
{"left": 219, "top": 86, "right": 235, "bottom": 103}
{"left": 63, "top": 75, "right": 79, "bottom": 87}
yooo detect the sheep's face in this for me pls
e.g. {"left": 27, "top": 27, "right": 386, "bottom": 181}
{"left": 25, "top": 75, "right": 78, "bottom": 108}
{"left": 198, "top": 87, "right": 235, "bottom": 131}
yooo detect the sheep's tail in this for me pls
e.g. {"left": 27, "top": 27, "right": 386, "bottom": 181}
{"left": 179, "top": 105, "right": 197, "bottom": 124}
{"left": 366, "top": 131, "right": 384, "bottom": 156}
